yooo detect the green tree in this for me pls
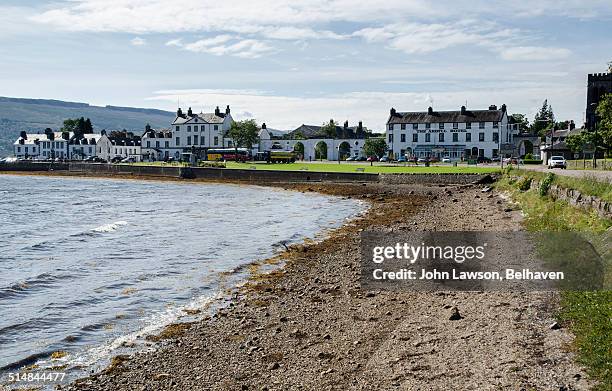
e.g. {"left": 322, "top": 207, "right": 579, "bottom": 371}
{"left": 531, "top": 100, "right": 555, "bottom": 137}
{"left": 363, "top": 138, "right": 388, "bottom": 158}
{"left": 510, "top": 114, "right": 530, "bottom": 132}
{"left": 565, "top": 133, "right": 585, "bottom": 153}
{"left": 320, "top": 120, "right": 338, "bottom": 138}
{"left": 61, "top": 118, "right": 79, "bottom": 133}
{"left": 227, "top": 119, "right": 260, "bottom": 161}
{"left": 595, "top": 93, "right": 612, "bottom": 155}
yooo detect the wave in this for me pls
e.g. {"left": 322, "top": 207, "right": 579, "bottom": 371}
{"left": 91, "top": 221, "right": 128, "bottom": 233}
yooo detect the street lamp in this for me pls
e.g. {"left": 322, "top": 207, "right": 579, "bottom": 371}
{"left": 590, "top": 103, "right": 598, "bottom": 168}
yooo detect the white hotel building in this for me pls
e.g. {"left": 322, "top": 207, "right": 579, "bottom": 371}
{"left": 141, "top": 106, "right": 233, "bottom": 161}
{"left": 386, "top": 105, "right": 516, "bottom": 160}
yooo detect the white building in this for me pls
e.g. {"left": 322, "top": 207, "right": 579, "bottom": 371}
{"left": 141, "top": 106, "right": 233, "bottom": 161}
{"left": 96, "top": 130, "right": 142, "bottom": 162}
{"left": 14, "top": 130, "right": 72, "bottom": 159}
{"left": 386, "top": 105, "right": 515, "bottom": 160}
{"left": 258, "top": 121, "right": 369, "bottom": 161}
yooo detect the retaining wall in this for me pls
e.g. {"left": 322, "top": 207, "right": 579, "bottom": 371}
{"left": 379, "top": 173, "right": 494, "bottom": 185}
{"left": 0, "top": 162, "right": 69, "bottom": 171}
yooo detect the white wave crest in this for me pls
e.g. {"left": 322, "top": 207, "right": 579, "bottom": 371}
{"left": 91, "top": 221, "right": 128, "bottom": 233}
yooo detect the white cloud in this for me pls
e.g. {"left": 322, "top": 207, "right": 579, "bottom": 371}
{"left": 168, "top": 35, "right": 275, "bottom": 58}
{"left": 130, "top": 37, "right": 146, "bottom": 46}
{"left": 500, "top": 46, "right": 572, "bottom": 61}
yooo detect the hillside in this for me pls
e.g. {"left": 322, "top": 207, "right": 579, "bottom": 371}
{"left": 0, "top": 97, "right": 175, "bottom": 157}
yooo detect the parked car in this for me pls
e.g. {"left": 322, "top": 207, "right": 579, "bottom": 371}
{"left": 345, "top": 156, "right": 356, "bottom": 161}
{"left": 409, "top": 156, "right": 418, "bottom": 163}
{"left": 429, "top": 156, "right": 440, "bottom": 163}
{"left": 121, "top": 157, "right": 136, "bottom": 163}
{"left": 366, "top": 156, "right": 378, "bottom": 162}
{"left": 477, "top": 156, "right": 492, "bottom": 163}
{"left": 379, "top": 156, "right": 389, "bottom": 162}
{"left": 441, "top": 157, "right": 451, "bottom": 163}
{"left": 417, "top": 157, "right": 428, "bottom": 163}
{"left": 111, "top": 156, "right": 123, "bottom": 163}
{"left": 397, "top": 156, "right": 407, "bottom": 163}
{"left": 548, "top": 155, "right": 567, "bottom": 169}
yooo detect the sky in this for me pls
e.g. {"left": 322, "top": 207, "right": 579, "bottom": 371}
{"left": 0, "top": 0, "right": 611, "bottom": 131}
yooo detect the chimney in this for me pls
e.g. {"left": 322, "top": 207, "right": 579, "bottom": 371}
{"left": 569, "top": 120, "right": 575, "bottom": 130}
{"left": 501, "top": 104, "right": 507, "bottom": 112}
{"left": 428, "top": 107, "right": 433, "bottom": 115}
{"left": 489, "top": 105, "right": 497, "bottom": 110}
{"left": 343, "top": 120, "right": 348, "bottom": 129}
{"left": 187, "top": 107, "right": 193, "bottom": 117}
{"left": 177, "top": 107, "right": 183, "bottom": 117}
{"left": 261, "top": 123, "right": 267, "bottom": 129}
{"left": 460, "top": 106, "right": 466, "bottom": 115}
{"left": 20, "top": 131, "right": 27, "bottom": 140}
{"left": 215, "top": 106, "right": 220, "bottom": 116}
{"left": 101, "top": 129, "right": 107, "bottom": 136}
{"left": 390, "top": 107, "right": 396, "bottom": 116}
{"left": 226, "top": 105, "right": 231, "bottom": 115}
{"left": 358, "top": 121, "right": 363, "bottom": 131}
{"left": 62, "top": 132, "right": 69, "bottom": 140}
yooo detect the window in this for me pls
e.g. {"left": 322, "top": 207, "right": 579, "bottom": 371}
{"left": 176, "top": 137, "right": 180, "bottom": 145}
{"left": 492, "top": 149, "right": 499, "bottom": 158}
{"left": 193, "top": 126, "right": 198, "bottom": 131}
{"left": 176, "top": 126, "right": 179, "bottom": 132}
{"left": 425, "top": 133, "right": 431, "bottom": 142}
{"left": 452, "top": 133, "right": 458, "bottom": 142}
{"left": 214, "top": 136, "right": 219, "bottom": 145}
{"left": 187, "top": 136, "right": 191, "bottom": 145}
{"left": 156, "top": 141, "right": 160, "bottom": 148}
{"left": 479, "top": 122, "right": 485, "bottom": 129}
{"left": 187, "top": 126, "right": 191, "bottom": 132}
{"left": 17, "top": 147, "right": 21, "bottom": 152}
{"left": 479, "top": 132, "right": 485, "bottom": 142}
{"left": 388, "top": 124, "right": 394, "bottom": 130}
{"left": 194, "top": 135, "right": 199, "bottom": 145}
{"left": 400, "top": 134, "right": 406, "bottom": 142}
{"left": 388, "top": 134, "right": 393, "bottom": 142}
{"left": 438, "top": 133, "right": 444, "bottom": 142}
{"left": 439, "top": 123, "right": 444, "bottom": 130}
{"left": 202, "top": 136, "right": 205, "bottom": 145}
{"left": 165, "top": 141, "right": 169, "bottom": 148}
{"left": 466, "top": 122, "right": 472, "bottom": 129}
{"left": 147, "top": 141, "right": 151, "bottom": 148}
{"left": 214, "top": 125, "right": 218, "bottom": 131}
{"left": 227, "top": 140, "right": 233, "bottom": 147}
{"left": 413, "top": 133, "right": 418, "bottom": 142}
{"left": 412, "top": 124, "right": 418, "bottom": 130}
{"left": 479, "top": 149, "right": 484, "bottom": 157}
{"left": 466, "top": 133, "right": 472, "bottom": 142}
{"left": 492, "top": 132, "right": 499, "bottom": 143}
{"left": 401, "top": 124, "right": 406, "bottom": 130}
{"left": 426, "top": 123, "right": 431, "bottom": 129}
{"left": 493, "top": 121, "right": 499, "bottom": 128}
{"left": 453, "top": 122, "right": 458, "bottom": 129}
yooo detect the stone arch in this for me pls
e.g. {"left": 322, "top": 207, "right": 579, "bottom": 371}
{"left": 338, "top": 141, "right": 351, "bottom": 160}
{"left": 518, "top": 140, "right": 534, "bottom": 157}
{"left": 293, "top": 141, "right": 305, "bottom": 160}
{"left": 471, "top": 147, "right": 478, "bottom": 157}
{"left": 315, "top": 141, "right": 328, "bottom": 160}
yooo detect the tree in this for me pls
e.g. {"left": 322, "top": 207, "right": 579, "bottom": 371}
{"left": 510, "top": 114, "right": 530, "bottom": 132}
{"left": 61, "top": 118, "right": 79, "bottom": 133}
{"left": 531, "top": 100, "right": 555, "bottom": 138}
{"left": 363, "top": 138, "right": 388, "bottom": 158}
{"left": 595, "top": 93, "right": 612, "bottom": 155}
{"left": 320, "top": 120, "right": 338, "bottom": 138}
{"left": 227, "top": 119, "right": 260, "bottom": 161}
{"left": 565, "top": 133, "right": 585, "bottom": 153}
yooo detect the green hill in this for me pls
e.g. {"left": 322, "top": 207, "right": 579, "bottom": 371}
{"left": 0, "top": 97, "right": 175, "bottom": 157}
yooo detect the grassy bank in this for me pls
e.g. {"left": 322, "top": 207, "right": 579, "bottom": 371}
{"left": 496, "top": 169, "right": 612, "bottom": 390}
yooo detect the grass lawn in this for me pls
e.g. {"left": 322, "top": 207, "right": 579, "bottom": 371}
{"left": 223, "top": 161, "right": 500, "bottom": 174}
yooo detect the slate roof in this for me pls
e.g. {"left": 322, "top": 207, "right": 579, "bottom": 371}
{"left": 172, "top": 113, "right": 226, "bottom": 125}
{"left": 286, "top": 124, "right": 367, "bottom": 139}
{"left": 388, "top": 109, "right": 505, "bottom": 124}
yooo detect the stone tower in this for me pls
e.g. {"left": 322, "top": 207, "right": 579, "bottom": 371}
{"left": 586, "top": 69, "right": 612, "bottom": 130}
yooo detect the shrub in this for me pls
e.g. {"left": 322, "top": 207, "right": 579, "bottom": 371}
{"left": 539, "top": 173, "right": 555, "bottom": 197}
{"left": 516, "top": 176, "right": 532, "bottom": 191}
{"left": 525, "top": 153, "right": 534, "bottom": 160}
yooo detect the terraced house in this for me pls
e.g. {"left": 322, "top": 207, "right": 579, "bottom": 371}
{"left": 386, "top": 104, "right": 516, "bottom": 160}
{"left": 141, "top": 106, "right": 233, "bottom": 161}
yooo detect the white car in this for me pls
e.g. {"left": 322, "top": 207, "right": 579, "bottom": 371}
{"left": 548, "top": 156, "right": 567, "bottom": 169}
{"left": 441, "top": 157, "right": 451, "bottom": 163}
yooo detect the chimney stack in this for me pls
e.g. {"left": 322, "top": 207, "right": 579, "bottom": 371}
{"left": 226, "top": 105, "right": 231, "bottom": 115}
{"left": 358, "top": 121, "right": 363, "bottom": 131}
{"left": 428, "top": 106, "right": 433, "bottom": 115}
{"left": 261, "top": 123, "right": 267, "bottom": 129}
{"left": 501, "top": 104, "right": 507, "bottom": 112}
{"left": 390, "top": 107, "right": 396, "bottom": 116}
{"left": 215, "top": 106, "right": 220, "bottom": 116}
{"left": 187, "top": 107, "right": 193, "bottom": 117}
{"left": 570, "top": 120, "right": 575, "bottom": 130}
{"left": 20, "top": 131, "right": 27, "bottom": 140}
{"left": 489, "top": 105, "right": 497, "bottom": 110}
{"left": 177, "top": 107, "right": 183, "bottom": 117}
{"left": 343, "top": 120, "right": 348, "bottom": 129}
{"left": 460, "top": 106, "right": 466, "bottom": 115}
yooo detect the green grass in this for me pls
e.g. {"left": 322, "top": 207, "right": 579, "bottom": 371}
{"left": 512, "top": 169, "right": 612, "bottom": 203}
{"left": 223, "top": 161, "right": 500, "bottom": 174}
{"left": 497, "top": 171, "right": 612, "bottom": 390}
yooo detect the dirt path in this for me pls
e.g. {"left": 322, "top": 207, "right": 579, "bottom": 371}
{"left": 67, "top": 182, "right": 590, "bottom": 391}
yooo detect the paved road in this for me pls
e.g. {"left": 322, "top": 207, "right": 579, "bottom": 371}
{"left": 519, "top": 164, "right": 612, "bottom": 182}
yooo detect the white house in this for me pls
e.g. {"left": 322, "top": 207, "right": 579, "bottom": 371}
{"left": 141, "top": 106, "right": 233, "bottom": 161}
{"left": 258, "top": 121, "right": 369, "bottom": 161}
{"left": 96, "top": 130, "right": 142, "bottom": 162}
{"left": 14, "top": 130, "right": 72, "bottom": 159}
{"left": 69, "top": 133, "right": 102, "bottom": 159}
{"left": 386, "top": 105, "right": 515, "bottom": 160}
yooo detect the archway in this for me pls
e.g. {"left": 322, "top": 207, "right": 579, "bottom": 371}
{"left": 315, "top": 141, "right": 328, "bottom": 160}
{"left": 518, "top": 140, "right": 533, "bottom": 157}
{"left": 338, "top": 141, "right": 351, "bottom": 160}
{"left": 471, "top": 147, "right": 478, "bottom": 157}
{"left": 293, "top": 142, "right": 305, "bottom": 160}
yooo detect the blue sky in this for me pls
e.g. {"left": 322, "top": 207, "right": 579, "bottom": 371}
{"left": 0, "top": 0, "right": 611, "bottom": 131}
